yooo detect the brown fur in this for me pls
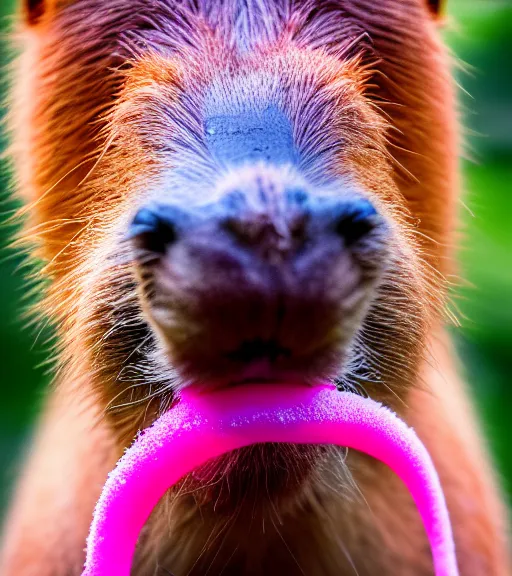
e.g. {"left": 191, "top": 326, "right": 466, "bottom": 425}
{"left": 1, "top": 1, "right": 510, "bottom": 574}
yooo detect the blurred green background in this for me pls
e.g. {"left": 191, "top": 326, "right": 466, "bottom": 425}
{"left": 0, "top": 0, "right": 510, "bottom": 520}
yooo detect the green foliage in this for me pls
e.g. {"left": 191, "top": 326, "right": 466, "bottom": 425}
{"left": 444, "top": 0, "right": 512, "bottom": 499}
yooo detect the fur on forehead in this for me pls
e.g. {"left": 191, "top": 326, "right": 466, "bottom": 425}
{"left": 43, "top": 0, "right": 372, "bottom": 61}
{"left": 107, "top": 47, "right": 388, "bottom": 221}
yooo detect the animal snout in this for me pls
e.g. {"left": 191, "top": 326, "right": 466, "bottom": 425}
{"left": 127, "top": 168, "right": 390, "bottom": 384}
{"left": 129, "top": 186, "right": 381, "bottom": 264}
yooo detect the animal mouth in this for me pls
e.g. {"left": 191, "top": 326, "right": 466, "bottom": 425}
{"left": 162, "top": 339, "right": 335, "bottom": 509}
{"left": 219, "top": 339, "right": 332, "bottom": 392}
{"left": 225, "top": 338, "right": 292, "bottom": 364}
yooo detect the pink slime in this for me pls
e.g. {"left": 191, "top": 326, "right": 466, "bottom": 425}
{"left": 82, "top": 384, "right": 459, "bottom": 576}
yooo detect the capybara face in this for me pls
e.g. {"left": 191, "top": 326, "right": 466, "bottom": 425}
{"left": 123, "top": 50, "right": 397, "bottom": 392}
{"left": 14, "top": 0, "right": 451, "bottom": 507}
{"left": 7, "top": 3, "right": 511, "bottom": 575}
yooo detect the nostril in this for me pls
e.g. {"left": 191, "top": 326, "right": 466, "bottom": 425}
{"left": 335, "top": 199, "right": 378, "bottom": 246}
{"left": 129, "top": 205, "right": 178, "bottom": 255}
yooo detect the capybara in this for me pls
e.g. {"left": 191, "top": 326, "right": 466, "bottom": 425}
{"left": 0, "top": 1, "right": 509, "bottom": 574}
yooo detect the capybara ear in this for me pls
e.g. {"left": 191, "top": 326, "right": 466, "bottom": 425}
{"left": 22, "top": 0, "right": 57, "bottom": 25}
{"left": 426, "top": 0, "right": 445, "bottom": 17}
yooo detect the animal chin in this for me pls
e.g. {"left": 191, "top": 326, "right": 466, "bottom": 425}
{"left": 172, "top": 431, "right": 332, "bottom": 514}
{"left": 156, "top": 341, "right": 349, "bottom": 511}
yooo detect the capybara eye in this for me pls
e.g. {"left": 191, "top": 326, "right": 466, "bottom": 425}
{"left": 426, "top": 0, "right": 444, "bottom": 16}
{"left": 24, "top": 0, "right": 46, "bottom": 25}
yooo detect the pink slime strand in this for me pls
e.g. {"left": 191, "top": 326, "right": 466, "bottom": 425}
{"left": 82, "top": 384, "right": 459, "bottom": 576}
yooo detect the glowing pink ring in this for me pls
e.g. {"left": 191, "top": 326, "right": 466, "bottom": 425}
{"left": 82, "top": 384, "right": 459, "bottom": 576}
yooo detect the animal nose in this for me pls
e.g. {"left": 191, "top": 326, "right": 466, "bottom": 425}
{"left": 221, "top": 189, "right": 379, "bottom": 254}
{"left": 128, "top": 182, "right": 388, "bottom": 381}
{"left": 128, "top": 191, "right": 380, "bottom": 259}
